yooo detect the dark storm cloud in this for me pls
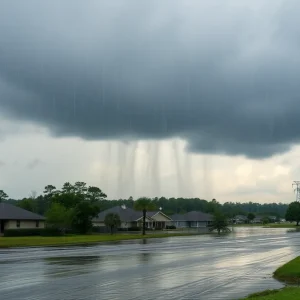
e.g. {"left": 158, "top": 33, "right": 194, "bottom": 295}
{"left": 0, "top": 0, "right": 299, "bottom": 158}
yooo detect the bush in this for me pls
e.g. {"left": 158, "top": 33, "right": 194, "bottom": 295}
{"left": 41, "top": 228, "right": 64, "bottom": 236}
{"left": 166, "top": 225, "right": 176, "bottom": 229}
{"left": 3, "top": 228, "right": 68, "bottom": 237}
{"left": 4, "top": 229, "right": 42, "bottom": 237}
{"left": 127, "top": 227, "right": 141, "bottom": 231}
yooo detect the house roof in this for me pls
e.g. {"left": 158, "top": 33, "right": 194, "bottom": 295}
{"left": 94, "top": 206, "right": 173, "bottom": 222}
{"left": 0, "top": 203, "right": 45, "bottom": 220}
{"left": 148, "top": 211, "right": 173, "bottom": 220}
{"left": 94, "top": 206, "right": 143, "bottom": 222}
{"left": 171, "top": 213, "right": 186, "bottom": 221}
{"left": 171, "top": 211, "right": 213, "bottom": 222}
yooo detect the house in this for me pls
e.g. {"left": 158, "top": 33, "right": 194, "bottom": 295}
{"left": 253, "top": 216, "right": 263, "bottom": 224}
{"left": 0, "top": 202, "right": 46, "bottom": 234}
{"left": 93, "top": 206, "right": 173, "bottom": 230}
{"left": 232, "top": 215, "right": 248, "bottom": 224}
{"left": 171, "top": 211, "right": 213, "bottom": 228}
{"left": 268, "top": 216, "right": 277, "bottom": 223}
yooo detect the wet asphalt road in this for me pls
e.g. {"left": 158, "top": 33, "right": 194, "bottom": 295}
{"left": 0, "top": 228, "right": 299, "bottom": 300}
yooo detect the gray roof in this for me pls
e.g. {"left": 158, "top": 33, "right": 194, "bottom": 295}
{"left": 170, "top": 213, "right": 185, "bottom": 221}
{"left": 94, "top": 206, "right": 143, "bottom": 222}
{"left": 0, "top": 203, "right": 45, "bottom": 220}
{"left": 171, "top": 211, "right": 213, "bottom": 222}
{"left": 94, "top": 206, "right": 172, "bottom": 222}
{"left": 147, "top": 211, "right": 172, "bottom": 220}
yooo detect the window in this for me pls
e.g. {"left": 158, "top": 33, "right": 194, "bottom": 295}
{"left": 36, "top": 221, "right": 39, "bottom": 228}
{"left": 16, "top": 220, "right": 20, "bottom": 228}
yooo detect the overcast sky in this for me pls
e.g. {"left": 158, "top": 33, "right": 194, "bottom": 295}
{"left": 1, "top": 0, "right": 300, "bottom": 202}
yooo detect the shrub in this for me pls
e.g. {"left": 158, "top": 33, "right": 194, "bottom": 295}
{"left": 127, "top": 227, "right": 141, "bottom": 231}
{"left": 166, "top": 225, "right": 176, "bottom": 229}
{"left": 4, "top": 228, "right": 67, "bottom": 237}
{"left": 41, "top": 228, "right": 64, "bottom": 236}
{"left": 4, "top": 229, "right": 42, "bottom": 237}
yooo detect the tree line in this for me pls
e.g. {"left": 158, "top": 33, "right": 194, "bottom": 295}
{"left": 0, "top": 185, "right": 289, "bottom": 218}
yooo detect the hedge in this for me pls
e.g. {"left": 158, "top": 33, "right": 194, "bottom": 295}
{"left": 166, "top": 225, "right": 176, "bottom": 229}
{"left": 4, "top": 228, "right": 65, "bottom": 237}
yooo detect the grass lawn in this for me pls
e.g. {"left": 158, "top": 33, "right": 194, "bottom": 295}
{"left": 273, "top": 256, "right": 300, "bottom": 283}
{"left": 242, "top": 257, "right": 300, "bottom": 299}
{"left": 233, "top": 224, "right": 264, "bottom": 227}
{"left": 242, "top": 288, "right": 300, "bottom": 299}
{"left": 233, "top": 223, "right": 297, "bottom": 229}
{"left": 0, "top": 232, "right": 194, "bottom": 248}
{"left": 266, "top": 223, "right": 298, "bottom": 229}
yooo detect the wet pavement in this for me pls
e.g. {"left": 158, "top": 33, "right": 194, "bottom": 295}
{"left": 0, "top": 227, "right": 299, "bottom": 300}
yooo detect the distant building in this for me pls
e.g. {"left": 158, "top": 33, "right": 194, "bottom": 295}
{"left": 93, "top": 206, "right": 172, "bottom": 230}
{"left": 253, "top": 217, "right": 263, "bottom": 224}
{"left": 0, "top": 203, "right": 45, "bottom": 235}
{"left": 232, "top": 215, "right": 248, "bottom": 224}
{"left": 171, "top": 211, "right": 213, "bottom": 228}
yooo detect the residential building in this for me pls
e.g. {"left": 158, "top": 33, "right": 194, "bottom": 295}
{"left": 171, "top": 211, "right": 213, "bottom": 228}
{"left": 0, "top": 202, "right": 46, "bottom": 234}
{"left": 232, "top": 215, "right": 248, "bottom": 224}
{"left": 253, "top": 216, "right": 263, "bottom": 224}
{"left": 93, "top": 206, "right": 172, "bottom": 230}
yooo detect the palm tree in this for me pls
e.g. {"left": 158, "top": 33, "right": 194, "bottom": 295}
{"left": 209, "top": 212, "right": 231, "bottom": 235}
{"left": 134, "top": 197, "right": 156, "bottom": 235}
{"left": 104, "top": 213, "right": 121, "bottom": 234}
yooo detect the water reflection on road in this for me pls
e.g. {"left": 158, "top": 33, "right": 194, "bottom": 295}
{"left": 0, "top": 227, "right": 299, "bottom": 300}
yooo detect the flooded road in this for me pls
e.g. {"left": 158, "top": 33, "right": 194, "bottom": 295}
{"left": 0, "top": 228, "right": 299, "bottom": 300}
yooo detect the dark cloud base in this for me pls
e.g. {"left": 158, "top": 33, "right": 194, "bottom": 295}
{"left": 0, "top": 0, "right": 299, "bottom": 158}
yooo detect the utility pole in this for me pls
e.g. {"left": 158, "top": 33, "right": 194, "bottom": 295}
{"left": 292, "top": 181, "right": 300, "bottom": 202}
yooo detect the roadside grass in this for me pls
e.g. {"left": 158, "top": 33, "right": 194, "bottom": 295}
{"left": 242, "top": 257, "right": 300, "bottom": 299}
{"left": 242, "top": 287, "right": 300, "bottom": 300}
{"left": 266, "top": 223, "right": 298, "bottom": 229}
{"left": 0, "top": 232, "right": 194, "bottom": 248}
{"left": 233, "top": 223, "right": 297, "bottom": 229}
{"left": 233, "top": 224, "right": 264, "bottom": 227}
{"left": 273, "top": 256, "right": 300, "bottom": 283}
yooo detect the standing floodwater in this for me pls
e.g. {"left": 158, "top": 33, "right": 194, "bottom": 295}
{"left": 0, "top": 228, "right": 299, "bottom": 300}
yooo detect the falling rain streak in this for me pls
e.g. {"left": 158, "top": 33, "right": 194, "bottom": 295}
{"left": 149, "top": 142, "right": 161, "bottom": 197}
{"left": 126, "top": 141, "right": 138, "bottom": 197}
{"left": 116, "top": 141, "right": 126, "bottom": 198}
{"left": 202, "top": 155, "right": 214, "bottom": 200}
{"left": 101, "top": 141, "right": 112, "bottom": 192}
{"left": 172, "top": 139, "right": 185, "bottom": 197}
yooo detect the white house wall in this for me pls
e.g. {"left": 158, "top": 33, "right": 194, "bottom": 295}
{"left": 4, "top": 220, "right": 45, "bottom": 230}
{"left": 151, "top": 213, "right": 171, "bottom": 222}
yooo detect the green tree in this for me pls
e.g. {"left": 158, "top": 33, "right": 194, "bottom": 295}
{"left": 71, "top": 201, "right": 100, "bottom": 234}
{"left": 74, "top": 181, "right": 88, "bottom": 195}
{"left": 247, "top": 212, "right": 255, "bottom": 223}
{"left": 207, "top": 198, "right": 221, "bottom": 214}
{"left": 44, "top": 185, "right": 56, "bottom": 196}
{"left": 87, "top": 186, "right": 107, "bottom": 202}
{"left": 0, "top": 190, "right": 8, "bottom": 202}
{"left": 62, "top": 182, "right": 74, "bottom": 194}
{"left": 262, "top": 216, "right": 270, "bottom": 224}
{"left": 104, "top": 213, "right": 121, "bottom": 234}
{"left": 209, "top": 212, "right": 231, "bottom": 234}
{"left": 52, "top": 192, "right": 82, "bottom": 209}
{"left": 286, "top": 202, "right": 300, "bottom": 226}
{"left": 134, "top": 197, "right": 156, "bottom": 235}
{"left": 17, "top": 198, "right": 36, "bottom": 212}
{"left": 46, "top": 202, "right": 72, "bottom": 233}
